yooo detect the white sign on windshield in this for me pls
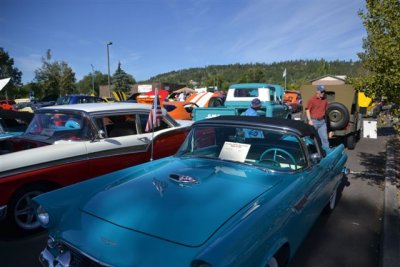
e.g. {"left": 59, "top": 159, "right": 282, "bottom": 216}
{"left": 138, "top": 84, "right": 152, "bottom": 93}
{"left": 219, "top": 142, "right": 251, "bottom": 162}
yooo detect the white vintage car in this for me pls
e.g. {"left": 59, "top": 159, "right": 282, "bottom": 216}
{"left": 0, "top": 102, "right": 192, "bottom": 232}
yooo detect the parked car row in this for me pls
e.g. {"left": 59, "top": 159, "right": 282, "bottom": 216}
{"left": 0, "top": 86, "right": 351, "bottom": 266}
{"left": 0, "top": 99, "right": 16, "bottom": 110}
{"left": 163, "top": 91, "right": 225, "bottom": 120}
{"left": 5, "top": 94, "right": 106, "bottom": 113}
{"left": 283, "top": 90, "right": 303, "bottom": 113}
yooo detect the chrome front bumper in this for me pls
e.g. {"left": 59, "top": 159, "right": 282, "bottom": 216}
{"left": 39, "top": 237, "right": 111, "bottom": 267}
{"left": 39, "top": 248, "right": 71, "bottom": 267}
{"left": 0, "top": 205, "right": 7, "bottom": 221}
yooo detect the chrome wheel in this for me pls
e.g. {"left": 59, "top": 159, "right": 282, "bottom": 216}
{"left": 13, "top": 190, "right": 43, "bottom": 230}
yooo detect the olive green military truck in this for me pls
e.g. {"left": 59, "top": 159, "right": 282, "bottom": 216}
{"left": 300, "top": 84, "right": 362, "bottom": 149}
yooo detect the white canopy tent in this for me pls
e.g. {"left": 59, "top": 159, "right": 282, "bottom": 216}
{"left": 173, "top": 87, "right": 196, "bottom": 94}
{"left": 0, "top": 78, "right": 11, "bottom": 91}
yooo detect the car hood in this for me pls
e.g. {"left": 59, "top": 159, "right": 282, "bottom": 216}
{"left": 80, "top": 158, "right": 280, "bottom": 247}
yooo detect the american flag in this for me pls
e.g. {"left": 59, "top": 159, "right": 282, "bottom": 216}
{"left": 145, "top": 92, "right": 162, "bottom": 132}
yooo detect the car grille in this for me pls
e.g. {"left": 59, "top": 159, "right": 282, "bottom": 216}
{"left": 63, "top": 242, "right": 107, "bottom": 267}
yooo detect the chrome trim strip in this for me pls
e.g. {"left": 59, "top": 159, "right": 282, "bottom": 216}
{"left": 60, "top": 239, "right": 113, "bottom": 267}
{"left": 0, "top": 154, "right": 89, "bottom": 178}
{"left": 241, "top": 202, "right": 260, "bottom": 219}
{"left": 1, "top": 127, "right": 187, "bottom": 178}
{"left": 87, "top": 144, "right": 149, "bottom": 159}
{"left": 293, "top": 195, "right": 308, "bottom": 212}
{"left": 0, "top": 144, "right": 149, "bottom": 179}
{"left": 39, "top": 248, "right": 55, "bottom": 267}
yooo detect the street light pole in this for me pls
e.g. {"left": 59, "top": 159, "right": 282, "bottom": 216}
{"left": 107, "top": 42, "right": 113, "bottom": 97}
{"left": 90, "top": 64, "right": 95, "bottom": 96}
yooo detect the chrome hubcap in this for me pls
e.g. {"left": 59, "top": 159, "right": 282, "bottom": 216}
{"left": 14, "top": 190, "right": 43, "bottom": 230}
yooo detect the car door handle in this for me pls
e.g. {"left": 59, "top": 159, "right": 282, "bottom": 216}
{"left": 293, "top": 195, "right": 308, "bottom": 212}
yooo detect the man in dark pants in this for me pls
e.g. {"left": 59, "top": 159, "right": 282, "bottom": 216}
{"left": 306, "top": 85, "right": 329, "bottom": 149}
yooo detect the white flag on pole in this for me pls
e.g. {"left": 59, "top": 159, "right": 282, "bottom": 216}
{"left": 282, "top": 68, "right": 287, "bottom": 78}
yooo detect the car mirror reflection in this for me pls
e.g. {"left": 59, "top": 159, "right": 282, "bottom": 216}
{"left": 98, "top": 130, "right": 106, "bottom": 139}
{"left": 310, "top": 153, "right": 322, "bottom": 164}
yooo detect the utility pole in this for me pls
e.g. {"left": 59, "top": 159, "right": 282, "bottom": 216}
{"left": 107, "top": 42, "right": 113, "bottom": 97}
{"left": 91, "top": 64, "right": 95, "bottom": 95}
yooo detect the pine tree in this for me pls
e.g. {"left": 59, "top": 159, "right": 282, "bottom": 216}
{"left": 112, "top": 62, "right": 136, "bottom": 93}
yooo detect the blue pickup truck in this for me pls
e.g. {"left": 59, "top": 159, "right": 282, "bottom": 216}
{"left": 192, "top": 83, "right": 291, "bottom": 121}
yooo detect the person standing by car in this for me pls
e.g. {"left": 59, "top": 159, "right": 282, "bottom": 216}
{"left": 242, "top": 98, "right": 262, "bottom": 116}
{"left": 306, "top": 85, "right": 329, "bottom": 149}
{"left": 242, "top": 98, "right": 264, "bottom": 138}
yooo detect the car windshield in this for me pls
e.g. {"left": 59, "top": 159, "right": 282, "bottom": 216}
{"left": 55, "top": 96, "right": 71, "bottom": 105}
{"left": 24, "top": 111, "right": 92, "bottom": 141}
{"left": 177, "top": 125, "right": 306, "bottom": 172}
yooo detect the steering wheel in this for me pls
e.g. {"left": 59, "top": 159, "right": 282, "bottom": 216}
{"left": 185, "top": 102, "right": 199, "bottom": 118}
{"left": 186, "top": 102, "right": 199, "bottom": 107}
{"left": 259, "top": 148, "right": 296, "bottom": 166}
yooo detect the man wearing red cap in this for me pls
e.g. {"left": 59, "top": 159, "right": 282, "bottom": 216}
{"left": 306, "top": 85, "right": 329, "bottom": 149}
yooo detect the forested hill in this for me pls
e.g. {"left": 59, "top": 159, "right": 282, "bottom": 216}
{"left": 145, "top": 59, "right": 364, "bottom": 90}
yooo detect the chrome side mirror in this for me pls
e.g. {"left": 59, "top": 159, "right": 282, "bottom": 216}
{"left": 98, "top": 130, "right": 106, "bottom": 139}
{"left": 342, "top": 167, "right": 350, "bottom": 175}
{"left": 310, "top": 153, "right": 322, "bottom": 164}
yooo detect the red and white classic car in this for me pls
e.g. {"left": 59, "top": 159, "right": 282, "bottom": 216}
{"left": 0, "top": 103, "right": 192, "bottom": 232}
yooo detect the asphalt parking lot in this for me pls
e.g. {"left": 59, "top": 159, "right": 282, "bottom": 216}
{"left": 290, "top": 125, "right": 399, "bottom": 267}
{"left": 0, "top": 125, "right": 398, "bottom": 267}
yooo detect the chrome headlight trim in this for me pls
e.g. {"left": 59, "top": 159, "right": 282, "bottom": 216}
{"left": 37, "top": 205, "right": 50, "bottom": 226}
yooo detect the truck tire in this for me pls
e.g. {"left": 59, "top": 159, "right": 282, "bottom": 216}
{"left": 346, "top": 134, "right": 356, "bottom": 150}
{"left": 327, "top": 102, "right": 350, "bottom": 130}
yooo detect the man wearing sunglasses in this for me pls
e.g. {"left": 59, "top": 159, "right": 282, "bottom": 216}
{"left": 306, "top": 85, "right": 329, "bottom": 149}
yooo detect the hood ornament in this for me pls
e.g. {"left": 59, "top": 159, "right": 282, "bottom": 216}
{"left": 152, "top": 178, "right": 167, "bottom": 197}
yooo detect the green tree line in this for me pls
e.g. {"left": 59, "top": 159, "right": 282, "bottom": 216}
{"left": 145, "top": 60, "right": 365, "bottom": 91}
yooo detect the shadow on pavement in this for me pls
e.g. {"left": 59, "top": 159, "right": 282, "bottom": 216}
{"left": 351, "top": 150, "right": 386, "bottom": 185}
{"left": 377, "top": 126, "right": 396, "bottom": 137}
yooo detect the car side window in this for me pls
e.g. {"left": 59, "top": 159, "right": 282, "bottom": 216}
{"left": 234, "top": 88, "right": 258, "bottom": 97}
{"left": 269, "top": 88, "right": 276, "bottom": 101}
{"left": 303, "top": 136, "right": 322, "bottom": 164}
{"left": 138, "top": 113, "right": 170, "bottom": 133}
{"left": 303, "top": 137, "right": 317, "bottom": 153}
{"left": 78, "top": 97, "right": 90, "bottom": 104}
{"left": 95, "top": 114, "right": 138, "bottom": 138}
{"left": 94, "top": 116, "right": 112, "bottom": 137}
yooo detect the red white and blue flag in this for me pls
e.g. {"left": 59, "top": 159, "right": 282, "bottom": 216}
{"left": 145, "top": 89, "right": 162, "bottom": 132}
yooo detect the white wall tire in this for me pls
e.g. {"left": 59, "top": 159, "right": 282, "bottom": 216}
{"left": 267, "top": 256, "right": 279, "bottom": 267}
{"left": 327, "top": 187, "right": 338, "bottom": 212}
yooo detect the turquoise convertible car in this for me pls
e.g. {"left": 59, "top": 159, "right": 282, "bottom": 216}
{"left": 34, "top": 116, "right": 349, "bottom": 267}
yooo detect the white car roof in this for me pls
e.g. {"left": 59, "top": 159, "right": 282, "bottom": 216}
{"left": 40, "top": 103, "right": 153, "bottom": 113}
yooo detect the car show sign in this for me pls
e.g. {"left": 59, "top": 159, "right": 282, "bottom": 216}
{"left": 138, "top": 84, "right": 153, "bottom": 93}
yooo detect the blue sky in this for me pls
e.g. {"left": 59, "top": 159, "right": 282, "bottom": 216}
{"left": 2, "top": 0, "right": 366, "bottom": 84}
